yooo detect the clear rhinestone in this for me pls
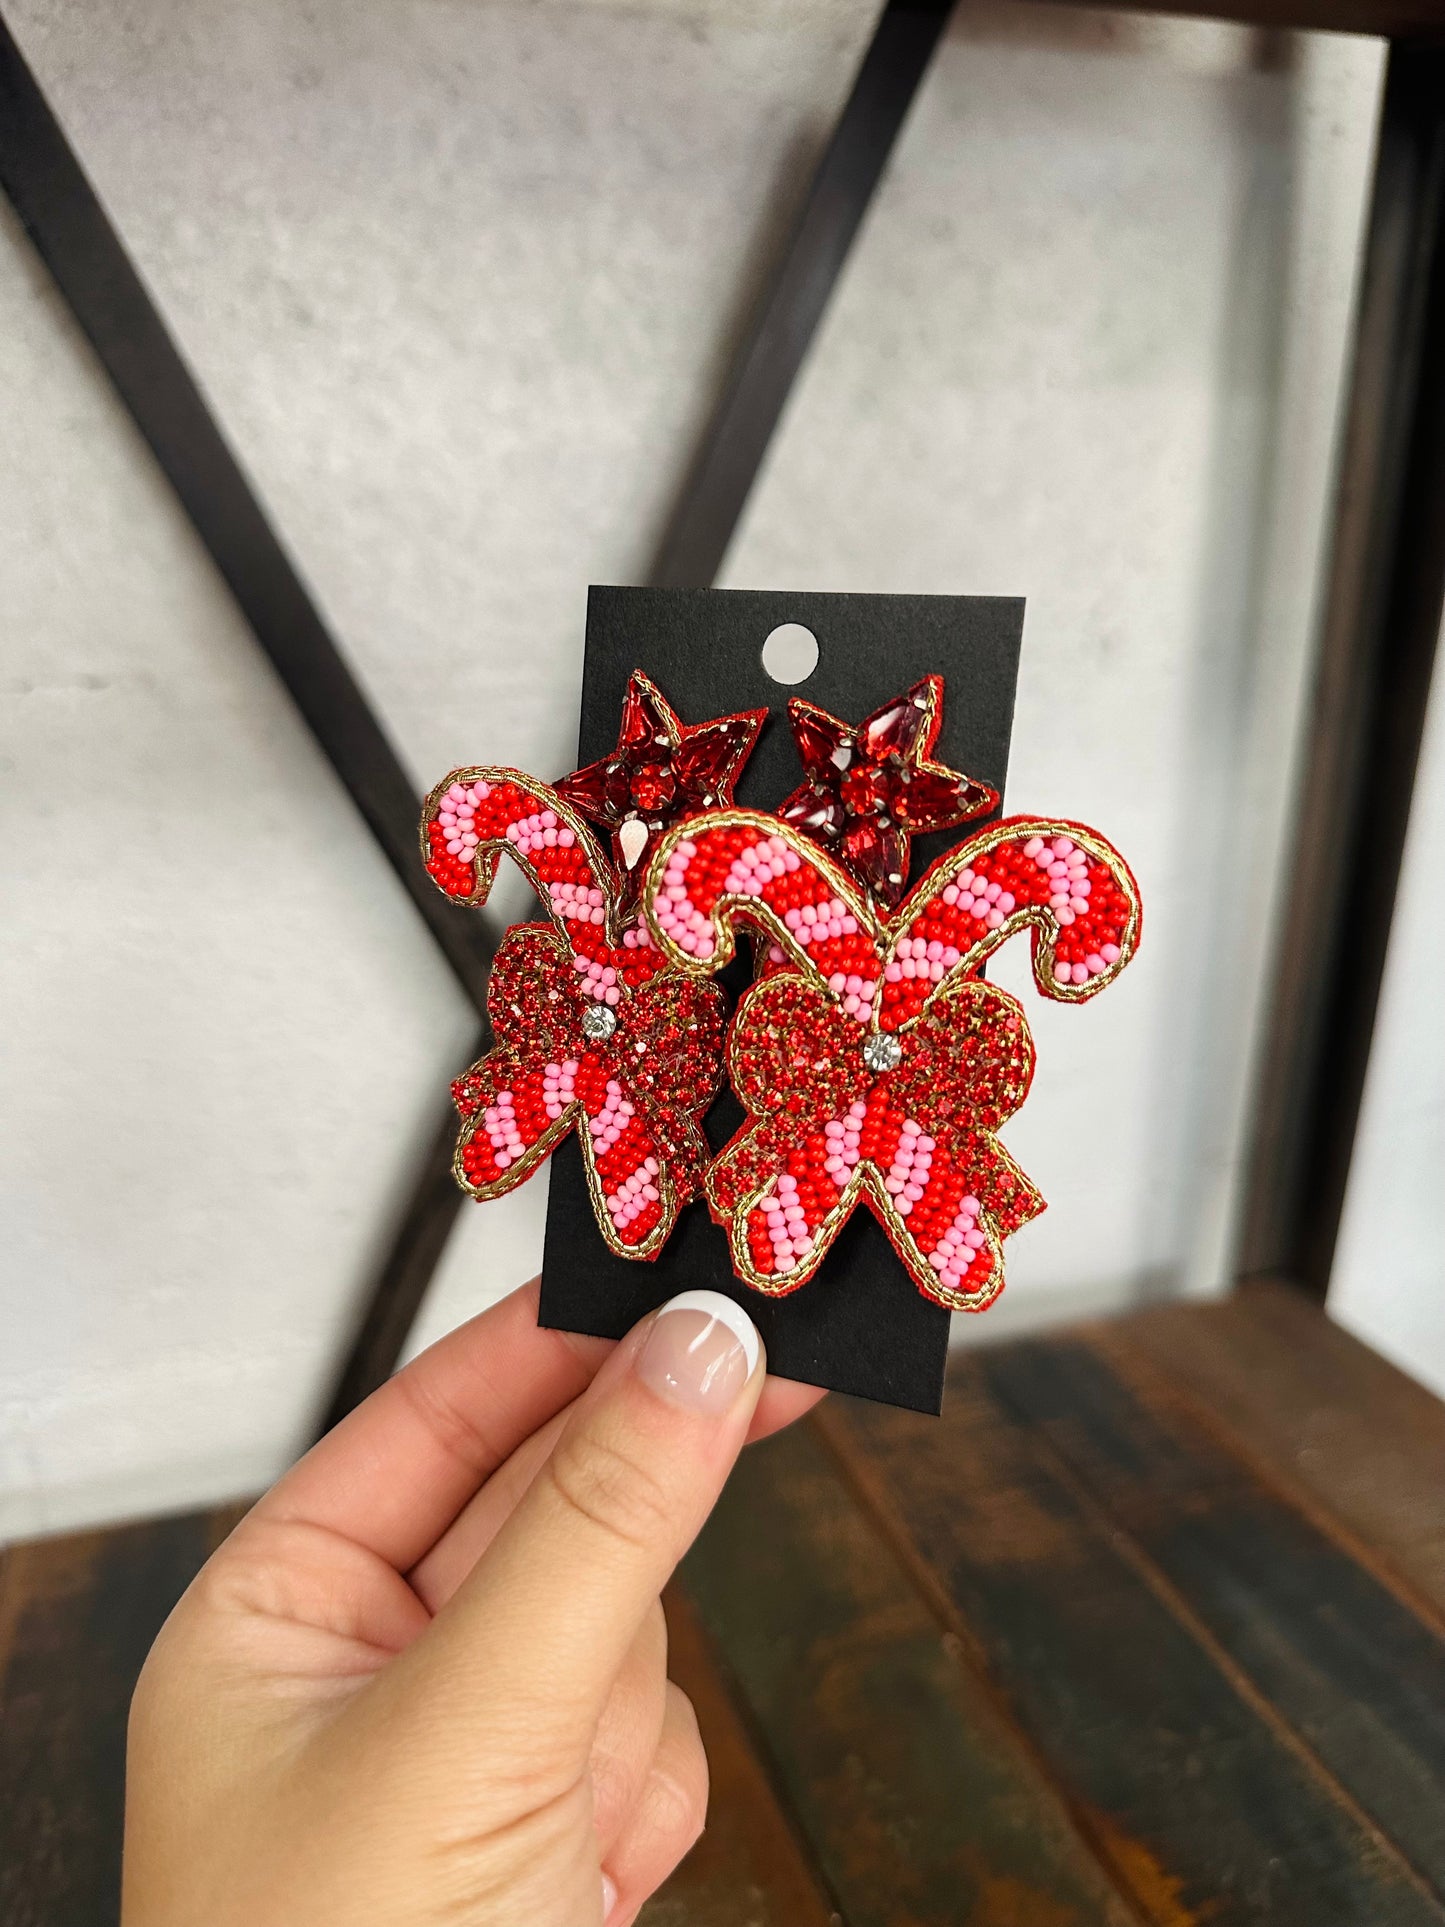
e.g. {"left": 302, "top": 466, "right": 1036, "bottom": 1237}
{"left": 861, "top": 1029, "right": 902, "bottom": 1074}
{"left": 582, "top": 1003, "right": 618, "bottom": 1042}
{"left": 618, "top": 817, "right": 650, "bottom": 871}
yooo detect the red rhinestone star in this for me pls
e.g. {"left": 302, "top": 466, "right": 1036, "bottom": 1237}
{"left": 555, "top": 670, "right": 766, "bottom": 907}
{"left": 779, "top": 675, "right": 997, "bottom": 905}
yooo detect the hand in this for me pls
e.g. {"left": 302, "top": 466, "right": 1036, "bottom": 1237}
{"left": 122, "top": 1281, "right": 820, "bottom": 1927}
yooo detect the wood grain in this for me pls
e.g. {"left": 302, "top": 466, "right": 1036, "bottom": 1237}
{"left": 1118, "top": 1284, "right": 1445, "bottom": 1618}
{"left": 822, "top": 1357, "right": 1445, "bottom": 1926}
{"left": 983, "top": 1330, "right": 1445, "bottom": 1899}
{"left": 0, "top": 1509, "right": 223, "bottom": 1927}
{"left": 640, "top": 1582, "right": 838, "bottom": 1927}
{"left": 10, "top": 1292, "right": 1445, "bottom": 1926}
{"left": 0, "top": 1506, "right": 831, "bottom": 1927}
{"left": 685, "top": 1419, "right": 1141, "bottom": 1926}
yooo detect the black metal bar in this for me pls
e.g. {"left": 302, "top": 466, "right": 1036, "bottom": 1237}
{"left": 1241, "top": 43, "right": 1445, "bottom": 1296}
{"left": 0, "top": 13, "right": 496, "bottom": 1015}
{"left": 1050, "top": 2, "right": 1442, "bottom": 38}
{"left": 316, "top": 1096, "right": 473, "bottom": 1433}
{"left": 650, "top": 0, "right": 953, "bottom": 589}
{"left": 322, "top": 0, "right": 955, "bottom": 1418}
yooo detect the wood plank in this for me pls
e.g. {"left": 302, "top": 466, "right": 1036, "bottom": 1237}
{"left": 0, "top": 1507, "right": 229, "bottom": 1927}
{"left": 1121, "top": 1283, "right": 1445, "bottom": 1619}
{"left": 983, "top": 1328, "right": 1445, "bottom": 1898}
{"left": 0, "top": 1504, "right": 832, "bottom": 1927}
{"left": 684, "top": 1419, "right": 1142, "bottom": 1927}
{"left": 642, "top": 1582, "right": 838, "bottom": 1927}
{"left": 822, "top": 1356, "right": 1445, "bottom": 1927}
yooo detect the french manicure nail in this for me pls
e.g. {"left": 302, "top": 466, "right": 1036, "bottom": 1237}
{"left": 635, "top": 1290, "right": 761, "bottom": 1414}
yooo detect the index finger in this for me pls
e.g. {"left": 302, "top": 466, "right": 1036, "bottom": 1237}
{"left": 410, "top": 1368, "right": 824, "bottom": 1611}
{"left": 252, "top": 1279, "right": 609, "bottom": 1573}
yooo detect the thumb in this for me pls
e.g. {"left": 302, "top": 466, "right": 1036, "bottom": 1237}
{"left": 401, "top": 1290, "right": 764, "bottom": 1762}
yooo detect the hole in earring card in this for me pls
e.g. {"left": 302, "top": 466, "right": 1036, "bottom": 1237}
{"left": 761, "top": 623, "right": 819, "bottom": 685}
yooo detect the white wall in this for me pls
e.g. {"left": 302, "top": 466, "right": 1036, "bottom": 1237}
{"left": 1331, "top": 635, "right": 1445, "bottom": 1395}
{"left": 1, "top": 0, "right": 1383, "bottom": 1536}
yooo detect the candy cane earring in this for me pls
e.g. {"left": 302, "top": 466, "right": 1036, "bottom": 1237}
{"left": 641, "top": 680, "right": 1141, "bottom": 1311}
{"left": 421, "top": 675, "right": 765, "bottom": 1259}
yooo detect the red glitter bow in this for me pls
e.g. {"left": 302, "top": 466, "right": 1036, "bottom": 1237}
{"left": 643, "top": 810, "right": 1141, "bottom": 1309}
{"left": 421, "top": 768, "right": 725, "bottom": 1258}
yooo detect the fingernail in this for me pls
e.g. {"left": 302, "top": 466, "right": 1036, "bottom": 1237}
{"left": 635, "top": 1290, "right": 761, "bottom": 1414}
{"left": 601, "top": 1871, "right": 618, "bottom": 1922}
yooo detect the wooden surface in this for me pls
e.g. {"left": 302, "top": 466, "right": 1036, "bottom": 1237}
{"left": 0, "top": 1505, "right": 242, "bottom": 1927}
{"left": 6, "top": 1284, "right": 1445, "bottom": 1924}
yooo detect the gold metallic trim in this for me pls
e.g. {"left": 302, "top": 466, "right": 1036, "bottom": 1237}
{"left": 420, "top": 764, "right": 632, "bottom": 950}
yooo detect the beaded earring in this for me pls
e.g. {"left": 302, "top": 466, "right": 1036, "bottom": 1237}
{"left": 641, "top": 677, "right": 1141, "bottom": 1312}
{"left": 421, "top": 674, "right": 764, "bottom": 1260}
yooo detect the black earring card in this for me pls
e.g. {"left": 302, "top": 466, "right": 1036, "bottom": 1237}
{"left": 538, "top": 586, "right": 1024, "bottom": 1414}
